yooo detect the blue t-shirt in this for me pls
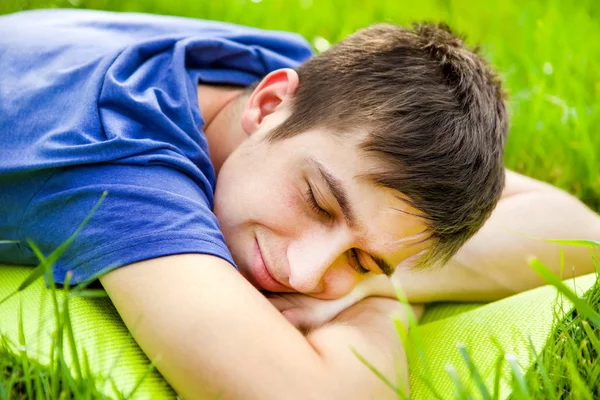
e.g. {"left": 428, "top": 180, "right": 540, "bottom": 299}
{"left": 0, "top": 9, "right": 313, "bottom": 284}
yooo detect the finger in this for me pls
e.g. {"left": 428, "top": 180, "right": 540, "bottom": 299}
{"left": 265, "top": 294, "right": 296, "bottom": 312}
{"left": 410, "top": 303, "right": 426, "bottom": 321}
{"left": 281, "top": 309, "right": 302, "bottom": 327}
{"left": 281, "top": 308, "right": 318, "bottom": 333}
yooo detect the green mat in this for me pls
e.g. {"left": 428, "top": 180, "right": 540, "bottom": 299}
{"left": 409, "top": 275, "right": 596, "bottom": 399}
{"left": 0, "top": 264, "right": 596, "bottom": 399}
{"left": 0, "top": 265, "right": 175, "bottom": 399}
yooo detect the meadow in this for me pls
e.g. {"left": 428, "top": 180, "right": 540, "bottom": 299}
{"left": 2, "top": 0, "right": 598, "bottom": 210}
{"left": 0, "top": 0, "right": 599, "bottom": 398}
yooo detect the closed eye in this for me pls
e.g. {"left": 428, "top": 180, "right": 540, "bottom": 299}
{"left": 348, "top": 248, "right": 370, "bottom": 275}
{"left": 305, "top": 182, "right": 332, "bottom": 220}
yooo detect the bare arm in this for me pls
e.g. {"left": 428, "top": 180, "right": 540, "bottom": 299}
{"left": 308, "top": 298, "right": 423, "bottom": 399}
{"left": 353, "top": 169, "right": 600, "bottom": 303}
{"left": 100, "top": 254, "right": 415, "bottom": 400}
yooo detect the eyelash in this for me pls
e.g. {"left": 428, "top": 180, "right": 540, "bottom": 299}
{"left": 305, "top": 184, "right": 332, "bottom": 220}
{"left": 349, "top": 249, "right": 370, "bottom": 275}
{"left": 304, "top": 183, "right": 369, "bottom": 275}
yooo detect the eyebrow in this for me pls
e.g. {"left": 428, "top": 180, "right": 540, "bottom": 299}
{"left": 307, "top": 157, "right": 395, "bottom": 277}
{"left": 308, "top": 157, "right": 356, "bottom": 228}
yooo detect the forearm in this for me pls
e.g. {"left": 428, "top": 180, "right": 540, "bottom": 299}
{"left": 102, "top": 255, "right": 416, "bottom": 400}
{"left": 307, "top": 298, "right": 422, "bottom": 400}
{"left": 358, "top": 183, "right": 600, "bottom": 303}
{"left": 102, "top": 256, "right": 328, "bottom": 400}
{"left": 452, "top": 189, "right": 600, "bottom": 296}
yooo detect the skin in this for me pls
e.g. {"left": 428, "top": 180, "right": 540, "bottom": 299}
{"left": 99, "top": 68, "right": 431, "bottom": 399}
{"left": 208, "top": 69, "right": 429, "bottom": 299}
{"left": 98, "top": 67, "right": 600, "bottom": 398}
{"left": 198, "top": 67, "right": 600, "bottom": 328}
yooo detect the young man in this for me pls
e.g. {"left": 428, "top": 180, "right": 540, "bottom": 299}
{"left": 1, "top": 9, "right": 598, "bottom": 400}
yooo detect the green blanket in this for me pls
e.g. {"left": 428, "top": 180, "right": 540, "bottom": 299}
{"left": 0, "top": 264, "right": 596, "bottom": 399}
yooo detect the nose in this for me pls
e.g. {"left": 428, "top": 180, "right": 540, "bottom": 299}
{"left": 286, "top": 228, "right": 353, "bottom": 294}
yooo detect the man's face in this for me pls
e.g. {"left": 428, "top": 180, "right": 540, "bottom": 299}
{"left": 213, "top": 108, "right": 430, "bottom": 299}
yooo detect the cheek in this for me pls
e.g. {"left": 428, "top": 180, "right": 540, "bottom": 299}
{"left": 259, "top": 183, "right": 306, "bottom": 233}
{"left": 212, "top": 167, "right": 240, "bottom": 228}
{"left": 215, "top": 158, "right": 304, "bottom": 233}
{"left": 322, "top": 268, "right": 363, "bottom": 299}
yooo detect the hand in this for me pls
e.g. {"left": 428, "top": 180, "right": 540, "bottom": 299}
{"left": 353, "top": 297, "right": 426, "bottom": 323}
{"left": 265, "top": 290, "right": 369, "bottom": 333}
{"left": 264, "top": 273, "right": 408, "bottom": 332}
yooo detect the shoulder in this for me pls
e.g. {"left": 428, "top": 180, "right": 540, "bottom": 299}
{"left": 501, "top": 169, "right": 557, "bottom": 199}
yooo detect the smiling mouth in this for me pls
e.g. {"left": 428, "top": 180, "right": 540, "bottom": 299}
{"left": 252, "top": 237, "right": 288, "bottom": 292}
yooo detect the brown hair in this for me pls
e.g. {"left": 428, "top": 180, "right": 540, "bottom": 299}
{"left": 267, "top": 22, "right": 508, "bottom": 269}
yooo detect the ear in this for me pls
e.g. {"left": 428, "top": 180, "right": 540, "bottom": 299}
{"left": 240, "top": 68, "right": 299, "bottom": 135}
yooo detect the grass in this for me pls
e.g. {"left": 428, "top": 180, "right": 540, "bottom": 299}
{"left": 1, "top": 0, "right": 598, "bottom": 212}
{"left": 0, "top": 0, "right": 599, "bottom": 398}
{"left": 0, "top": 193, "right": 157, "bottom": 399}
{"left": 439, "top": 245, "right": 600, "bottom": 400}
{"left": 0, "top": 337, "right": 109, "bottom": 400}
{"left": 1, "top": 239, "right": 599, "bottom": 399}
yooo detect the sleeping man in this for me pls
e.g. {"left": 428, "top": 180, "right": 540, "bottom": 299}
{"left": 1, "top": 9, "right": 598, "bottom": 400}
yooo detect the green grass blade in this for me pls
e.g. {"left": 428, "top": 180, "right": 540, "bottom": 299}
{"left": 125, "top": 361, "right": 157, "bottom": 400}
{"left": 18, "top": 302, "right": 33, "bottom": 400}
{"left": 544, "top": 239, "right": 600, "bottom": 248}
{"left": 2, "top": 191, "right": 110, "bottom": 308}
{"left": 69, "top": 262, "right": 120, "bottom": 295}
{"left": 58, "top": 355, "right": 77, "bottom": 398}
{"left": 530, "top": 257, "right": 600, "bottom": 328}
{"left": 16, "top": 191, "right": 108, "bottom": 294}
{"left": 581, "top": 320, "right": 600, "bottom": 355}
{"left": 457, "top": 343, "right": 492, "bottom": 400}
{"left": 392, "top": 285, "right": 446, "bottom": 400}
{"left": 505, "top": 353, "right": 530, "bottom": 398}
{"left": 34, "top": 371, "right": 44, "bottom": 399}
{"left": 69, "top": 290, "right": 109, "bottom": 298}
{"left": 491, "top": 352, "right": 504, "bottom": 400}
{"left": 34, "top": 191, "right": 108, "bottom": 277}
{"left": 410, "top": 371, "right": 446, "bottom": 400}
{"left": 527, "top": 336, "right": 556, "bottom": 400}
{"left": 393, "top": 316, "right": 409, "bottom": 345}
{"left": 0, "top": 290, "right": 17, "bottom": 308}
{"left": 445, "top": 363, "right": 471, "bottom": 399}
{"left": 564, "top": 360, "right": 594, "bottom": 400}
{"left": 17, "top": 241, "right": 48, "bottom": 291}
{"left": 0, "top": 240, "right": 49, "bottom": 306}
{"left": 394, "top": 286, "right": 428, "bottom": 364}
{"left": 351, "top": 347, "right": 406, "bottom": 399}
{"left": 62, "top": 288, "right": 84, "bottom": 383}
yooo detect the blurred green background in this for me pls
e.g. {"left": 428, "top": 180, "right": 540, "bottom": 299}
{"left": 2, "top": 0, "right": 599, "bottom": 210}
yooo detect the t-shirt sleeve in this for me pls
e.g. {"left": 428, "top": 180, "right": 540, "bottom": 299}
{"left": 1, "top": 10, "right": 313, "bottom": 285}
{"left": 17, "top": 163, "right": 235, "bottom": 284}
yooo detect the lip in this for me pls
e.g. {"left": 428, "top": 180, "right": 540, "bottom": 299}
{"left": 251, "top": 237, "right": 288, "bottom": 292}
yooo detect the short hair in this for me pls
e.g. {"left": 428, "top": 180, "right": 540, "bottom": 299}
{"left": 267, "top": 22, "right": 508, "bottom": 269}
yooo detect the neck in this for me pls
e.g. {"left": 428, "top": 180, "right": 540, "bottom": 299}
{"left": 198, "top": 84, "right": 247, "bottom": 176}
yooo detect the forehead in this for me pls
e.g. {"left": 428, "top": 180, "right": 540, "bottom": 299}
{"left": 283, "top": 128, "right": 431, "bottom": 265}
